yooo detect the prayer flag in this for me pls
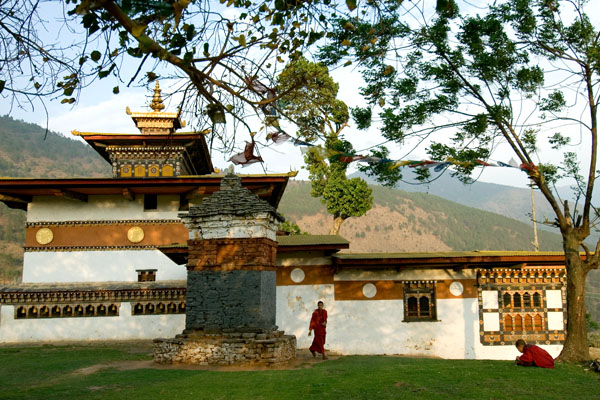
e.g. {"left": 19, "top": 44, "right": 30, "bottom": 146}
{"left": 229, "top": 142, "right": 264, "bottom": 166}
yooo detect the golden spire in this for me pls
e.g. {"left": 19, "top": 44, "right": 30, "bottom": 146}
{"left": 150, "top": 82, "right": 165, "bottom": 112}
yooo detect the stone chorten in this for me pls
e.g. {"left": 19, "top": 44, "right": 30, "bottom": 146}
{"left": 153, "top": 174, "right": 296, "bottom": 366}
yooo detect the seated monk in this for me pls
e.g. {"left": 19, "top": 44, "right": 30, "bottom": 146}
{"left": 515, "top": 339, "right": 554, "bottom": 368}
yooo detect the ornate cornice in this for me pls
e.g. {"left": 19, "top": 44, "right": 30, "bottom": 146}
{"left": 27, "top": 219, "right": 182, "bottom": 228}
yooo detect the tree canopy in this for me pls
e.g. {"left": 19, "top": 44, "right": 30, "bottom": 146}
{"left": 0, "top": 0, "right": 401, "bottom": 151}
{"left": 319, "top": 0, "right": 600, "bottom": 362}
{"left": 277, "top": 57, "right": 372, "bottom": 234}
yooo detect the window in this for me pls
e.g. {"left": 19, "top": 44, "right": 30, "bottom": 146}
{"left": 403, "top": 282, "right": 437, "bottom": 322}
{"left": 137, "top": 269, "right": 157, "bottom": 282}
{"left": 533, "top": 292, "right": 541, "bottom": 308}
{"left": 179, "top": 195, "right": 189, "bottom": 211}
{"left": 144, "top": 194, "right": 157, "bottom": 210}
{"left": 502, "top": 313, "right": 546, "bottom": 333}
{"left": 501, "top": 290, "right": 542, "bottom": 309}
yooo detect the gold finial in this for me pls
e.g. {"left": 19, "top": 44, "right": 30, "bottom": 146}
{"left": 150, "top": 82, "right": 165, "bottom": 112}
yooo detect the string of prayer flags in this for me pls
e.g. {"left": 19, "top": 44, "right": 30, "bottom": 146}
{"left": 497, "top": 161, "right": 517, "bottom": 168}
{"left": 260, "top": 128, "right": 538, "bottom": 176}
{"left": 434, "top": 162, "right": 451, "bottom": 172}
{"left": 338, "top": 155, "right": 366, "bottom": 163}
{"left": 229, "top": 141, "right": 264, "bottom": 166}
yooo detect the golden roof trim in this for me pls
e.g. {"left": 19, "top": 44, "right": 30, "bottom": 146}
{"left": 71, "top": 130, "right": 209, "bottom": 137}
{"left": 128, "top": 112, "right": 180, "bottom": 118}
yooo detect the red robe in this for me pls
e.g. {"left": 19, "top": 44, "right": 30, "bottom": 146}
{"left": 517, "top": 344, "right": 555, "bottom": 368}
{"left": 309, "top": 309, "right": 327, "bottom": 354}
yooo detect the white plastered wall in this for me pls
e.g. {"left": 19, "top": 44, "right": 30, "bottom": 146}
{"left": 0, "top": 303, "right": 185, "bottom": 343}
{"left": 22, "top": 250, "right": 187, "bottom": 283}
{"left": 27, "top": 195, "right": 181, "bottom": 222}
{"left": 275, "top": 265, "right": 563, "bottom": 360}
{"left": 276, "top": 285, "right": 479, "bottom": 359}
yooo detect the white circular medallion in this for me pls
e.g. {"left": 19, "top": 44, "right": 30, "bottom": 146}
{"left": 290, "top": 268, "right": 305, "bottom": 283}
{"left": 35, "top": 228, "right": 54, "bottom": 245}
{"left": 127, "top": 226, "right": 145, "bottom": 243}
{"left": 449, "top": 281, "right": 464, "bottom": 296}
{"left": 362, "top": 283, "right": 377, "bottom": 298}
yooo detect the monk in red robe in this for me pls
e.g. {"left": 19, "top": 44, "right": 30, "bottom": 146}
{"left": 515, "top": 339, "right": 555, "bottom": 368}
{"left": 308, "top": 301, "right": 328, "bottom": 360}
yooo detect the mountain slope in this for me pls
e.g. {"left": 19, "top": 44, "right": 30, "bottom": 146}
{"left": 279, "top": 180, "right": 564, "bottom": 252}
{"left": 0, "top": 115, "right": 111, "bottom": 283}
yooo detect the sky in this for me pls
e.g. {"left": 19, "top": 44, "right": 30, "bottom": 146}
{"left": 0, "top": 0, "right": 593, "bottom": 191}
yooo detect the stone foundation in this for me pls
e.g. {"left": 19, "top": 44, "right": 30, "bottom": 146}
{"left": 153, "top": 330, "right": 296, "bottom": 366}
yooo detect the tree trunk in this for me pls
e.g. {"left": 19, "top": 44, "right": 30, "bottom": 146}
{"left": 329, "top": 216, "right": 344, "bottom": 235}
{"left": 557, "top": 232, "right": 591, "bottom": 363}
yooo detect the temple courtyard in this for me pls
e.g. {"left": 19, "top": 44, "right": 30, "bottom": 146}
{"left": 0, "top": 342, "right": 598, "bottom": 399}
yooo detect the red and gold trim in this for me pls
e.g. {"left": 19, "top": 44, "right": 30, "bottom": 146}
{"left": 276, "top": 265, "right": 334, "bottom": 286}
{"left": 25, "top": 222, "right": 189, "bottom": 249}
{"left": 436, "top": 279, "right": 478, "bottom": 299}
{"left": 333, "top": 279, "right": 478, "bottom": 301}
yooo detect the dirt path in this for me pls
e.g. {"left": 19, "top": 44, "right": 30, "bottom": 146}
{"left": 71, "top": 349, "right": 340, "bottom": 375}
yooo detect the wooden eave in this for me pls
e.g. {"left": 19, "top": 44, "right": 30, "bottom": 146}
{"left": 276, "top": 243, "right": 350, "bottom": 253}
{"left": 157, "top": 236, "right": 350, "bottom": 265}
{"left": 0, "top": 175, "right": 290, "bottom": 208}
{"left": 332, "top": 252, "right": 574, "bottom": 270}
{"left": 76, "top": 132, "right": 213, "bottom": 175}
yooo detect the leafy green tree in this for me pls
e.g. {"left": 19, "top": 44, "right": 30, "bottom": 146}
{"left": 0, "top": 0, "right": 397, "bottom": 150}
{"left": 277, "top": 57, "right": 373, "bottom": 234}
{"left": 278, "top": 216, "right": 306, "bottom": 235}
{"left": 319, "top": 0, "right": 600, "bottom": 362}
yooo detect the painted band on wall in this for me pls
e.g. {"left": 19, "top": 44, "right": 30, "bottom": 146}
{"left": 25, "top": 222, "right": 189, "bottom": 248}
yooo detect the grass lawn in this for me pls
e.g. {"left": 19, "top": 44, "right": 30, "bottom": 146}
{"left": 0, "top": 343, "right": 598, "bottom": 400}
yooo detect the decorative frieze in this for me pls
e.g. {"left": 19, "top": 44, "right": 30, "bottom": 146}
{"left": 0, "top": 286, "right": 186, "bottom": 305}
{"left": 27, "top": 219, "right": 182, "bottom": 227}
{"left": 25, "top": 221, "right": 188, "bottom": 249}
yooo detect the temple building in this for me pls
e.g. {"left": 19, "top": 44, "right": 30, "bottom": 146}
{"left": 0, "top": 85, "right": 569, "bottom": 360}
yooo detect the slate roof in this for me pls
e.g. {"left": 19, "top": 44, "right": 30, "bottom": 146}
{"left": 182, "top": 173, "right": 284, "bottom": 221}
{"left": 276, "top": 235, "right": 350, "bottom": 247}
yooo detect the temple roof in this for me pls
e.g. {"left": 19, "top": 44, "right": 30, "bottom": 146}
{"left": 71, "top": 131, "right": 213, "bottom": 175}
{"left": 332, "top": 251, "right": 572, "bottom": 269}
{"left": 0, "top": 173, "right": 294, "bottom": 210}
{"left": 71, "top": 82, "right": 213, "bottom": 175}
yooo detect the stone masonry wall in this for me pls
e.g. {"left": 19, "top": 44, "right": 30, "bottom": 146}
{"left": 154, "top": 330, "right": 296, "bottom": 366}
{"left": 185, "top": 270, "right": 276, "bottom": 332}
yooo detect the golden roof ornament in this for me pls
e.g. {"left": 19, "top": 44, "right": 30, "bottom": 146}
{"left": 125, "top": 81, "right": 183, "bottom": 135}
{"left": 150, "top": 82, "right": 165, "bottom": 112}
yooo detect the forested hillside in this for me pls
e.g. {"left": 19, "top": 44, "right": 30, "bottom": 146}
{"left": 279, "top": 181, "right": 564, "bottom": 252}
{"left": 0, "top": 115, "right": 110, "bottom": 283}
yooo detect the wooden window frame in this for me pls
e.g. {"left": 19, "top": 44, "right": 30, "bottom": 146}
{"left": 143, "top": 194, "right": 158, "bottom": 211}
{"left": 403, "top": 282, "right": 437, "bottom": 322}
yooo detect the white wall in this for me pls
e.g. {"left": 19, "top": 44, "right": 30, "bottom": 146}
{"left": 28, "top": 195, "right": 181, "bottom": 222}
{"left": 0, "top": 303, "right": 185, "bottom": 343}
{"left": 22, "top": 250, "right": 187, "bottom": 283}
{"left": 276, "top": 285, "right": 563, "bottom": 360}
